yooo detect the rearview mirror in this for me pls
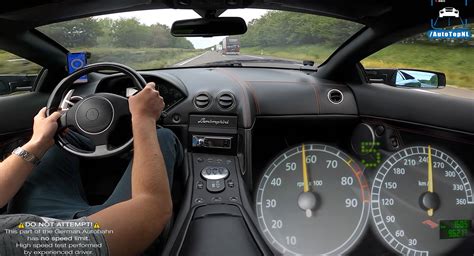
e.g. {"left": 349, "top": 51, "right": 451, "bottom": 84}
{"left": 171, "top": 17, "right": 247, "bottom": 37}
{"left": 366, "top": 68, "right": 446, "bottom": 89}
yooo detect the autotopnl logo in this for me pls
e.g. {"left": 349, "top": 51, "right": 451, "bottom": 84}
{"left": 427, "top": 0, "right": 472, "bottom": 39}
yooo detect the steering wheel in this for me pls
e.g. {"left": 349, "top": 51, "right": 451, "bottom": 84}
{"left": 46, "top": 62, "right": 146, "bottom": 158}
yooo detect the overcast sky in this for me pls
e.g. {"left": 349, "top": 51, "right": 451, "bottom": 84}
{"left": 100, "top": 9, "right": 268, "bottom": 49}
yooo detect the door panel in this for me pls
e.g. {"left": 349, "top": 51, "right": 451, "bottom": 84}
{"left": 0, "top": 74, "right": 37, "bottom": 95}
{"left": 0, "top": 92, "right": 49, "bottom": 137}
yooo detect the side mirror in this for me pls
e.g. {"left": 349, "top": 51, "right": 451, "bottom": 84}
{"left": 393, "top": 69, "right": 446, "bottom": 89}
{"left": 366, "top": 68, "right": 446, "bottom": 89}
{"left": 171, "top": 17, "right": 247, "bottom": 37}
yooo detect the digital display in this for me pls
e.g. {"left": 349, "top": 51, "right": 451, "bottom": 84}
{"left": 440, "top": 220, "right": 471, "bottom": 239}
{"left": 360, "top": 141, "right": 381, "bottom": 168}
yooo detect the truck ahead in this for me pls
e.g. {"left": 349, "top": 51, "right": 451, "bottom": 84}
{"left": 222, "top": 37, "right": 240, "bottom": 55}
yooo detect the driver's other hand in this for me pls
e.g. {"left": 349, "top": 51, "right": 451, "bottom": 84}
{"left": 129, "top": 82, "right": 165, "bottom": 122}
{"left": 30, "top": 107, "right": 62, "bottom": 149}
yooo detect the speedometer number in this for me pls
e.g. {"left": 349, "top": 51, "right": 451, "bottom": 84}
{"left": 285, "top": 162, "right": 296, "bottom": 171}
{"left": 371, "top": 146, "right": 474, "bottom": 256}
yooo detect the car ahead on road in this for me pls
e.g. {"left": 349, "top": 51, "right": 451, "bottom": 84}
{"left": 0, "top": 1, "right": 473, "bottom": 256}
{"left": 439, "top": 7, "right": 460, "bottom": 18}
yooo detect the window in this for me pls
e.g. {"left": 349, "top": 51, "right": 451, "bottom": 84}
{"left": 362, "top": 25, "right": 474, "bottom": 96}
{"left": 0, "top": 51, "right": 41, "bottom": 96}
{"left": 37, "top": 9, "right": 363, "bottom": 70}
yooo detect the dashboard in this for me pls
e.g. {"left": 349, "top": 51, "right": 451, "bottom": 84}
{"left": 61, "top": 67, "right": 474, "bottom": 255}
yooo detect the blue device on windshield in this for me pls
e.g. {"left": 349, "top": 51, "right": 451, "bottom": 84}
{"left": 67, "top": 52, "right": 88, "bottom": 83}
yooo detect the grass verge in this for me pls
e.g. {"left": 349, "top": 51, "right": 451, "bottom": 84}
{"left": 0, "top": 48, "right": 205, "bottom": 74}
{"left": 242, "top": 45, "right": 335, "bottom": 65}
{"left": 76, "top": 47, "right": 204, "bottom": 70}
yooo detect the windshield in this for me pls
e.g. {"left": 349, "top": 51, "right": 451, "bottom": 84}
{"left": 37, "top": 9, "right": 363, "bottom": 69}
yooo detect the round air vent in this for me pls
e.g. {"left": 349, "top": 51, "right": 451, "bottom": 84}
{"left": 194, "top": 92, "right": 211, "bottom": 109}
{"left": 327, "top": 89, "right": 344, "bottom": 104}
{"left": 217, "top": 92, "right": 236, "bottom": 110}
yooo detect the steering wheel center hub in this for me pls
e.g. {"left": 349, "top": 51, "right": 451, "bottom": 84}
{"left": 86, "top": 108, "right": 99, "bottom": 120}
{"left": 75, "top": 96, "right": 114, "bottom": 134}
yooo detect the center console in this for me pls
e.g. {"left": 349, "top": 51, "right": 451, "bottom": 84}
{"left": 163, "top": 115, "right": 272, "bottom": 256}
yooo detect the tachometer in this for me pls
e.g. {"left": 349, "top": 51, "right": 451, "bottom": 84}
{"left": 371, "top": 145, "right": 474, "bottom": 255}
{"left": 256, "top": 144, "right": 369, "bottom": 255}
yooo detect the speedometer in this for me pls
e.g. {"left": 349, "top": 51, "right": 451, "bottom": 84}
{"left": 371, "top": 145, "right": 474, "bottom": 255}
{"left": 256, "top": 144, "right": 369, "bottom": 255}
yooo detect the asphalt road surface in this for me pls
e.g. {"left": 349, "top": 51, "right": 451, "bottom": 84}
{"left": 174, "top": 51, "right": 267, "bottom": 67}
{"left": 397, "top": 86, "right": 474, "bottom": 99}
{"left": 434, "top": 86, "right": 474, "bottom": 99}
{"left": 175, "top": 51, "right": 474, "bottom": 99}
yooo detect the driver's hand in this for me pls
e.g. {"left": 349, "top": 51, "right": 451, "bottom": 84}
{"left": 129, "top": 82, "right": 165, "bottom": 122}
{"left": 25, "top": 107, "right": 62, "bottom": 157}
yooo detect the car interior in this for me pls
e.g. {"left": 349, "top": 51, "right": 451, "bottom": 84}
{"left": 0, "top": 0, "right": 473, "bottom": 255}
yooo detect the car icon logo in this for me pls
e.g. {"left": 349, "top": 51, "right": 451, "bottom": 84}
{"left": 439, "top": 7, "right": 460, "bottom": 18}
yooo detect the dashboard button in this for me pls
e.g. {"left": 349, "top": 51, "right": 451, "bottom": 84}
{"left": 207, "top": 179, "right": 225, "bottom": 193}
{"left": 196, "top": 181, "right": 204, "bottom": 189}
{"left": 172, "top": 114, "right": 181, "bottom": 123}
{"left": 212, "top": 196, "right": 222, "bottom": 202}
{"left": 375, "top": 125, "right": 385, "bottom": 136}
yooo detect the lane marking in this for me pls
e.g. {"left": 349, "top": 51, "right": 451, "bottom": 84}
{"left": 174, "top": 51, "right": 209, "bottom": 66}
{"left": 243, "top": 54, "right": 264, "bottom": 59}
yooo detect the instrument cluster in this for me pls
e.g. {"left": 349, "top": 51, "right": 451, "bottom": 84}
{"left": 252, "top": 121, "right": 474, "bottom": 256}
{"left": 95, "top": 75, "right": 186, "bottom": 112}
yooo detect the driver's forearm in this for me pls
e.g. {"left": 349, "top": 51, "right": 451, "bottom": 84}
{"left": 131, "top": 117, "right": 171, "bottom": 204}
{"left": 87, "top": 118, "right": 173, "bottom": 256}
{"left": 0, "top": 141, "right": 49, "bottom": 208}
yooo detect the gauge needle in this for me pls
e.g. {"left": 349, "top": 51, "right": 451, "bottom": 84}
{"left": 302, "top": 144, "right": 310, "bottom": 192}
{"left": 427, "top": 145, "right": 434, "bottom": 217}
{"left": 301, "top": 144, "right": 312, "bottom": 217}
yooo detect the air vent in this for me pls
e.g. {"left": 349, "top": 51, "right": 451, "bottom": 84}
{"left": 194, "top": 93, "right": 211, "bottom": 109}
{"left": 218, "top": 92, "right": 235, "bottom": 110}
{"left": 327, "top": 89, "right": 344, "bottom": 104}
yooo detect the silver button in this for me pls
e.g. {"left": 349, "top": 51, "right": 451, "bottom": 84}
{"left": 201, "top": 167, "right": 229, "bottom": 180}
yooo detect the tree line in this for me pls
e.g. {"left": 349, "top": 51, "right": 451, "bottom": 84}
{"left": 240, "top": 11, "right": 474, "bottom": 47}
{"left": 240, "top": 11, "right": 363, "bottom": 47}
{"left": 38, "top": 18, "right": 194, "bottom": 49}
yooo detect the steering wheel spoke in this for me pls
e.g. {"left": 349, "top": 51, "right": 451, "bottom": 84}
{"left": 58, "top": 111, "right": 68, "bottom": 128}
{"left": 88, "top": 131, "right": 112, "bottom": 147}
{"left": 93, "top": 144, "right": 110, "bottom": 155}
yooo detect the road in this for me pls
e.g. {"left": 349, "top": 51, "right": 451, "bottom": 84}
{"left": 434, "top": 86, "right": 474, "bottom": 99}
{"left": 175, "top": 51, "right": 474, "bottom": 99}
{"left": 174, "top": 51, "right": 266, "bottom": 67}
{"left": 409, "top": 86, "right": 474, "bottom": 99}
